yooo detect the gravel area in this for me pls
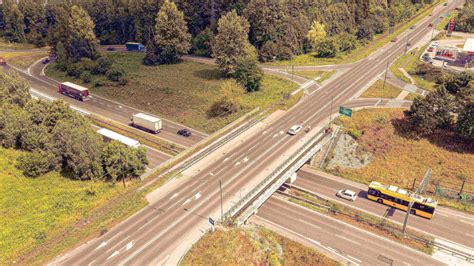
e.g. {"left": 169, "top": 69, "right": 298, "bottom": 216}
{"left": 326, "top": 134, "right": 372, "bottom": 170}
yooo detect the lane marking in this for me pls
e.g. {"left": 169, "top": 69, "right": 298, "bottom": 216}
{"left": 435, "top": 212, "right": 448, "bottom": 217}
{"left": 223, "top": 157, "right": 229, "bottom": 162}
{"left": 209, "top": 172, "right": 214, "bottom": 176}
{"left": 459, "top": 220, "right": 474, "bottom": 226}
{"left": 182, "top": 199, "right": 191, "bottom": 206}
{"left": 336, "top": 234, "right": 361, "bottom": 246}
{"left": 194, "top": 192, "right": 201, "bottom": 200}
{"left": 465, "top": 234, "right": 474, "bottom": 238}
{"left": 243, "top": 157, "right": 249, "bottom": 163}
{"left": 170, "top": 193, "right": 178, "bottom": 200}
{"left": 107, "top": 251, "right": 120, "bottom": 260}
{"left": 235, "top": 161, "right": 241, "bottom": 167}
{"left": 272, "top": 133, "right": 279, "bottom": 138}
{"left": 95, "top": 241, "right": 107, "bottom": 250}
{"left": 347, "top": 255, "right": 362, "bottom": 263}
{"left": 125, "top": 241, "right": 134, "bottom": 251}
{"left": 298, "top": 219, "right": 321, "bottom": 230}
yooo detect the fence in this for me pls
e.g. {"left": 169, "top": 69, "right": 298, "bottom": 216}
{"left": 411, "top": 177, "right": 474, "bottom": 204}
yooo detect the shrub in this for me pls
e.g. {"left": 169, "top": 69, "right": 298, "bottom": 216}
{"left": 66, "top": 62, "right": 84, "bottom": 78}
{"left": 192, "top": 28, "right": 214, "bottom": 57}
{"left": 80, "top": 71, "right": 92, "bottom": 83}
{"left": 234, "top": 57, "right": 263, "bottom": 92}
{"left": 106, "top": 67, "right": 125, "bottom": 82}
{"left": 94, "top": 79, "right": 103, "bottom": 87}
{"left": 92, "top": 56, "right": 113, "bottom": 75}
{"left": 208, "top": 98, "right": 238, "bottom": 118}
{"left": 17, "top": 150, "right": 57, "bottom": 177}
{"left": 80, "top": 58, "right": 98, "bottom": 71}
{"left": 118, "top": 77, "right": 129, "bottom": 86}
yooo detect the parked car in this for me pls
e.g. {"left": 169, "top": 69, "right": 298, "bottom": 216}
{"left": 431, "top": 41, "right": 439, "bottom": 47}
{"left": 391, "top": 38, "right": 398, "bottom": 42}
{"left": 443, "top": 2, "right": 448, "bottom": 6}
{"left": 428, "top": 23, "right": 433, "bottom": 27}
{"left": 42, "top": 58, "right": 50, "bottom": 64}
{"left": 336, "top": 189, "right": 358, "bottom": 201}
{"left": 288, "top": 125, "right": 303, "bottom": 135}
{"left": 427, "top": 47, "right": 434, "bottom": 52}
{"left": 0, "top": 58, "right": 6, "bottom": 65}
{"left": 106, "top": 47, "right": 116, "bottom": 51}
{"left": 177, "top": 128, "right": 192, "bottom": 137}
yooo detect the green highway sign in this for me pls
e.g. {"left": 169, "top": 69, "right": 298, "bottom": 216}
{"left": 339, "top": 106, "right": 352, "bottom": 118}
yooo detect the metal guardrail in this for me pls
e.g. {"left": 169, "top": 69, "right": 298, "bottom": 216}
{"left": 222, "top": 126, "right": 333, "bottom": 224}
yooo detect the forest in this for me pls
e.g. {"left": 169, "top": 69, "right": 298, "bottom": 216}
{"left": 0, "top": 0, "right": 435, "bottom": 61}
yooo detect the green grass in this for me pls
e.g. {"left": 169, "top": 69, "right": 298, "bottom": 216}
{"left": 0, "top": 38, "right": 38, "bottom": 50}
{"left": 333, "top": 109, "right": 474, "bottom": 213}
{"left": 361, "top": 80, "right": 403, "bottom": 98}
{"left": 0, "top": 147, "right": 141, "bottom": 264}
{"left": 389, "top": 45, "right": 437, "bottom": 92}
{"left": 405, "top": 92, "right": 421, "bottom": 100}
{"left": 268, "top": 0, "right": 440, "bottom": 66}
{"left": 45, "top": 52, "right": 299, "bottom": 133}
{"left": 0, "top": 50, "right": 48, "bottom": 69}
{"left": 182, "top": 226, "right": 338, "bottom": 266}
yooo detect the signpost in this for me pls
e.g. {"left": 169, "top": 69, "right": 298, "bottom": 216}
{"left": 339, "top": 106, "right": 353, "bottom": 118}
{"left": 209, "top": 217, "right": 215, "bottom": 232}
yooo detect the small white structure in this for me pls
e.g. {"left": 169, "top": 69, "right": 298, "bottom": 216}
{"left": 97, "top": 128, "right": 141, "bottom": 148}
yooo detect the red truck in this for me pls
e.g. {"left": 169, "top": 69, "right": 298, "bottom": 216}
{"left": 58, "top": 82, "right": 90, "bottom": 101}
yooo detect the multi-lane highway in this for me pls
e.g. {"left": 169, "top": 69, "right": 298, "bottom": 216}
{"left": 8, "top": 61, "right": 208, "bottom": 148}
{"left": 295, "top": 167, "right": 474, "bottom": 249}
{"left": 255, "top": 196, "right": 444, "bottom": 265}
{"left": 49, "top": 1, "right": 461, "bottom": 264}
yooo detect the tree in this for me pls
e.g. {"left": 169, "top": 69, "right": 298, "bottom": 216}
{"left": 0, "top": 104, "right": 31, "bottom": 148}
{"left": 0, "top": 71, "right": 31, "bottom": 107}
{"left": 67, "top": 6, "right": 99, "bottom": 60}
{"left": 18, "top": 0, "right": 48, "bottom": 46}
{"left": 101, "top": 141, "right": 148, "bottom": 182}
{"left": 17, "top": 150, "right": 57, "bottom": 177}
{"left": 212, "top": 10, "right": 252, "bottom": 76}
{"left": 306, "top": 21, "right": 326, "bottom": 49}
{"left": 154, "top": 0, "right": 191, "bottom": 64}
{"left": 456, "top": 103, "right": 474, "bottom": 139}
{"left": 234, "top": 56, "right": 263, "bottom": 92}
{"left": 315, "top": 37, "right": 339, "bottom": 58}
{"left": 208, "top": 80, "right": 242, "bottom": 118}
{"left": 2, "top": 0, "right": 26, "bottom": 42}
{"left": 405, "top": 87, "right": 455, "bottom": 135}
{"left": 143, "top": 40, "right": 161, "bottom": 65}
{"left": 192, "top": 27, "right": 214, "bottom": 57}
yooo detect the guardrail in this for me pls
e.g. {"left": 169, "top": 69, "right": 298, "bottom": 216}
{"left": 286, "top": 184, "right": 474, "bottom": 262}
{"left": 222, "top": 126, "right": 334, "bottom": 224}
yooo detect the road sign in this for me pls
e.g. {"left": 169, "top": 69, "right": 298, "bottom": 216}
{"left": 208, "top": 217, "right": 215, "bottom": 226}
{"left": 339, "top": 106, "right": 352, "bottom": 118}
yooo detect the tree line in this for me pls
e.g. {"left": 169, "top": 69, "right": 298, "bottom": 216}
{"left": 455, "top": 0, "right": 474, "bottom": 33}
{"left": 0, "top": 71, "right": 148, "bottom": 181}
{"left": 0, "top": 0, "right": 433, "bottom": 61}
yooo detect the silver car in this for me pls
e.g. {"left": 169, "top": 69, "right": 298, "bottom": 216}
{"left": 336, "top": 189, "right": 358, "bottom": 201}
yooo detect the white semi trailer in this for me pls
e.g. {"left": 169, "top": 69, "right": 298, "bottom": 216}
{"left": 131, "top": 113, "right": 162, "bottom": 134}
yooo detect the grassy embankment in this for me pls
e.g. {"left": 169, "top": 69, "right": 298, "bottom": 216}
{"left": 182, "top": 226, "right": 339, "bottom": 265}
{"left": 361, "top": 79, "right": 403, "bottom": 98}
{"left": 333, "top": 109, "right": 474, "bottom": 213}
{"left": 46, "top": 52, "right": 299, "bottom": 134}
{"left": 269, "top": 0, "right": 440, "bottom": 66}
{"left": 0, "top": 147, "right": 149, "bottom": 265}
{"left": 0, "top": 38, "right": 49, "bottom": 69}
{"left": 389, "top": 45, "right": 437, "bottom": 92}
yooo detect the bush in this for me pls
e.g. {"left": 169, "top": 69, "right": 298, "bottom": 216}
{"left": 92, "top": 56, "right": 113, "bottom": 75}
{"left": 208, "top": 98, "right": 238, "bottom": 118}
{"left": 118, "top": 77, "right": 129, "bottom": 86}
{"left": 80, "top": 71, "right": 92, "bottom": 83}
{"left": 192, "top": 28, "right": 214, "bottom": 57}
{"left": 93, "top": 79, "right": 103, "bottom": 87}
{"left": 259, "top": 41, "right": 293, "bottom": 62}
{"left": 17, "top": 150, "right": 57, "bottom": 178}
{"left": 80, "top": 58, "right": 98, "bottom": 71}
{"left": 66, "top": 62, "right": 84, "bottom": 78}
{"left": 315, "top": 37, "right": 339, "bottom": 58}
{"left": 106, "top": 67, "right": 125, "bottom": 82}
{"left": 234, "top": 57, "right": 263, "bottom": 92}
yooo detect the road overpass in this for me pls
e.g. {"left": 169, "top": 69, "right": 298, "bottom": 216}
{"left": 48, "top": 1, "right": 462, "bottom": 265}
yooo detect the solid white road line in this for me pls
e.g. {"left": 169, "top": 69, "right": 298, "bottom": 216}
{"left": 336, "top": 234, "right": 361, "bottom": 246}
{"left": 297, "top": 218, "right": 322, "bottom": 230}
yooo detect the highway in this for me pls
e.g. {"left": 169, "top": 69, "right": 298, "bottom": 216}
{"left": 49, "top": 1, "right": 461, "bottom": 265}
{"left": 7, "top": 61, "right": 208, "bottom": 148}
{"left": 255, "top": 196, "right": 444, "bottom": 265}
{"left": 295, "top": 167, "right": 474, "bottom": 249}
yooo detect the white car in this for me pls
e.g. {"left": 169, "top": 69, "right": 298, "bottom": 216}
{"left": 336, "top": 189, "right": 358, "bottom": 201}
{"left": 431, "top": 41, "right": 439, "bottom": 47}
{"left": 288, "top": 125, "right": 303, "bottom": 135}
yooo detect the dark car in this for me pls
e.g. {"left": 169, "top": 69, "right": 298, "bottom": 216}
{"left": 0, "top": 58, "right": 6, "bottom": 65}
{"left": 42, "top": 58, "right": 50, "bottom": 64}
{"left": 106, "top": 47, "right": 116, "bottom": 51}
{"left": 391, "top": 38, "right": 398, "bottom": 42}
{"left": 177, "top": 128, "right": 192, "bottom": 137}
{"left": 410, "top": 25, "right": 416, "bottom": 29}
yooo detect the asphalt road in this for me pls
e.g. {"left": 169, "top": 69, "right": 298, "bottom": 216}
{"left": 256, "top": 196, "right": 444, "bottom": 265}
{"left": 10, "top": 61, "right": 208, "bottom": 148}
{"left": 49, "top": 2, "right": 460, "bottom": 264}
{"left": 295, "top": 167, "right": 474, "bottom": 249}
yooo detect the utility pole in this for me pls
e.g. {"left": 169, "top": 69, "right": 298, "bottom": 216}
{"left": 403, "top": 168, "right": 431, "bottom": 235}
{"left": 382, "top": 61, "right": 389, "bottom": 91}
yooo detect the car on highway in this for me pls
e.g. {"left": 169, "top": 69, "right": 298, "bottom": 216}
{"left": 177, "top": 128, "right": 192, "bottom": 137}
{"left": 288, "top": 125, "right": 303, "bottom": 135}
{"left": 336, "top": 189, "right": 358, "bottom": 201}
{"left": 410, "top": 25, "right": 416, "bottom": 29}
{"left": 428, "top": 23, "right": 433, "bottom": 27}
{"left": 391, "top": 38, "right": 398, "bottom": 42}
